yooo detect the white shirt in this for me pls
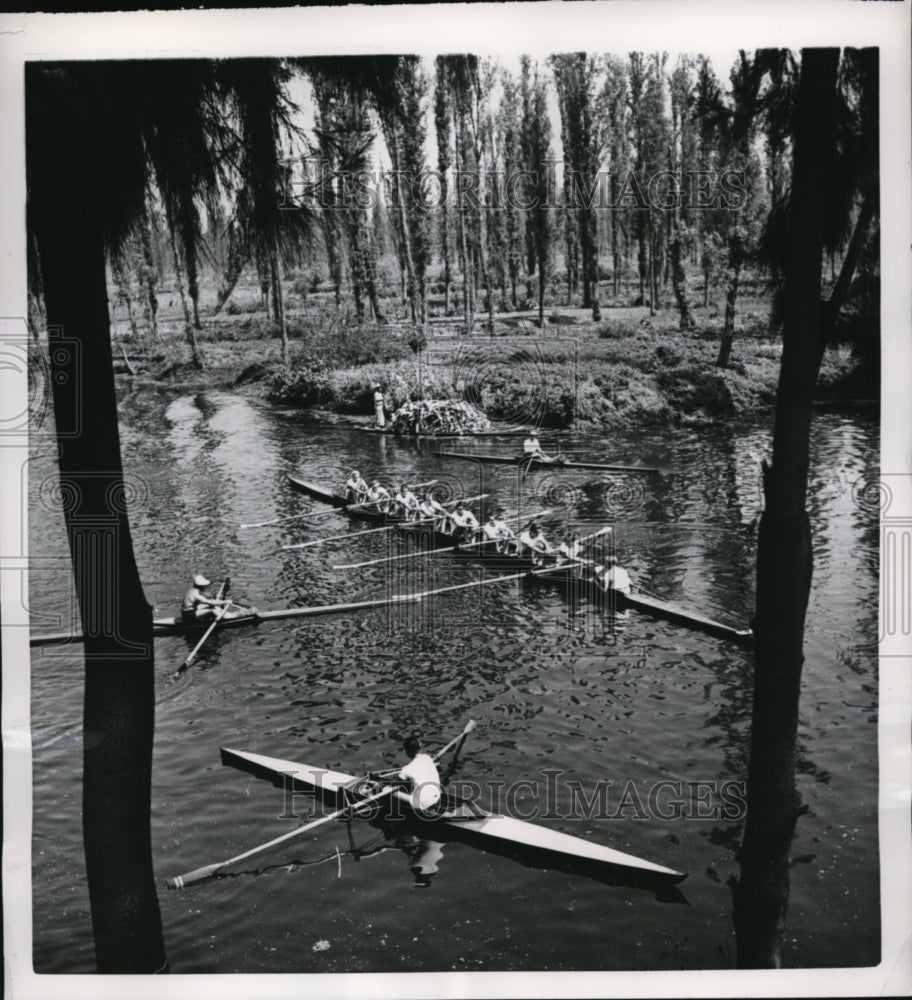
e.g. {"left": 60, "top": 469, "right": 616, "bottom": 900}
{"left": 520, "top": 529, "right": 550, "bottom": 553}
{"left": 608, "top": 565, "right": 632, "bottom": 594}
{"left": 399, "top": 753, "right": 441, "bottom": 811}
{"left": 451, "top": 508, "right": 479, "bottom": 529}
{"left": 558, "top": 539, "right": 582, "bottom": 560}
{"left": 523, "top": 437, "right": 541, "bottom": 456}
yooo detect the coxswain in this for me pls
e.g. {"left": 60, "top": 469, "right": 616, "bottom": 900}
{"left": 181, "top": 574, "right": 233, "bottom": 624}
{"left": 345, "top": 469, "right": 369, "bottom": 503}
{"left": 482, "top": 511, "right": 517, "bottom": 553}
{"left": 396, "top": 735, "right": 443, "bottom": 816}
{"left": 447, "top": 500, "right": 480, "bottom": 541}
{"left": 373, "top": 385, "right": 386, "bottom": 429}
{"left": 518, "top": 521, "right": 553, "bottom": 565}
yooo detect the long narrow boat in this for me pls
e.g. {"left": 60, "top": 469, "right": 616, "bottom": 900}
{"left": 220, "top": 746, "right": 685, "bottom": 880}
{"left": 287, "top": 475, "right": 753, "bottom": 645}
{"left": 435, "top": 451, "right": 661, "bottom": 474}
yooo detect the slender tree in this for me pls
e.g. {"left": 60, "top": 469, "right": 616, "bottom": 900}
{"left": 732, "top": 46, "right": 878, "bottom": 966}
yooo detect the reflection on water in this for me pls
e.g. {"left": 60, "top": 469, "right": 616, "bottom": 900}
{"left": 29, "top": 388, "right": 879, "bottom": 972}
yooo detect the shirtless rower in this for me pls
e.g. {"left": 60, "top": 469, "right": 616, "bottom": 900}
{"left": 181, "top": 574, "right": 234, "bottom": 624}
{"left": 482, "top": 511, "right": 517, "bottom": 553}
{"left": 518, "top": 521, "right": 553, "bottom": 565}
{"left": 345, "top": 469, "right": 369, "bottom": 503}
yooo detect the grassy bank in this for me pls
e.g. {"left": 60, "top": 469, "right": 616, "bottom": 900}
{"left": 113, "top": 293, "right": 872, "bottom": 429}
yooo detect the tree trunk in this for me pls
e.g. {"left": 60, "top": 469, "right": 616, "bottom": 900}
{"left": 717, "top": 242, "right": 742, "bottom": 367}
{"left": 670, "top": 226, "right": 693, "bottom": 331}
{"left": 269, "top": 245, "right": 288, "bottom": 367}
{"left": 165, "top": 208, "right": 203, "bottom": 369}
{"left": 29, "top": 86, "right": 168, "bottom": 972}
{"left": 732, "top": 47, "right": 840, "bottom": 969}
{"left": 139, "top": 212, "right": 160, "bottom": 339}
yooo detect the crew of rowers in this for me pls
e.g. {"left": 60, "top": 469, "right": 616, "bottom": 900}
{"left": 342, "top": 469, "right": 632, "bottom": 595}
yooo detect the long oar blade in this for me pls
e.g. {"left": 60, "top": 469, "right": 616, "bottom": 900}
{"left": 170, "top": 785, "right": 394, "bottom": 888}
{"left": 433, "top": 719, "right": 477, "bottom": 762}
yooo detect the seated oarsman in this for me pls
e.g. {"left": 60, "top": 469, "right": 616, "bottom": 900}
{"left": 447, "top": 501, "right": 480, "bottom": 541}
{"left": 393, "top": 483, "right": 420, "bottom": 520}
{"left": 481, "top": 511, "right": 517, "bottom": 553}
{"left": 181, "top": 574, "right": 234, "bottom": 624}
{"left": 556, "top": 532, "right": 585, "bottom": 564}
{"left": 604, "top": 554, "right": 632, "bottom": 595}
{"left": 523, "top": 434, "right": 545, "bottom": 459}
{"left": 518, "top": 521, "right": 553, "bottom": 565}
{"left": 417, "top": 490, "right": 448, "bottom": 530}
{"left": 366, "top": 480, "right": 391, "bottom": 512}
{"left": 395, "top": 735, "right": 443, "bottom": 817}
{"left": 345, "top": 470, "right": 369, "bottom": 503}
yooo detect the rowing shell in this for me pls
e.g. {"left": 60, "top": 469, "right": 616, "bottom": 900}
{"left": 286, "top": 476, "right": 753, "bottom": 645}
{"left": 435, "top": 451, "right": 661, "bottom": 474}
{"left": 220, "top": 747, "right": 685, "bottom": 880}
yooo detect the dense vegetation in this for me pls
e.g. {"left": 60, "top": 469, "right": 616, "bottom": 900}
{"left": 76, "top": 50, "right": 878, "bottom": 428}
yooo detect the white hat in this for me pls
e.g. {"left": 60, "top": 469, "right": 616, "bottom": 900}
{"left": 193, "top": 574, "right": 211, "bottom": 587}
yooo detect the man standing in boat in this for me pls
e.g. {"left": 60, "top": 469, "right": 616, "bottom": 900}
{"left": 373, "top": 385, "right": 386, "bottom": 429}
{"left": 181, "top": 574, "right": 234, "bottom": 624}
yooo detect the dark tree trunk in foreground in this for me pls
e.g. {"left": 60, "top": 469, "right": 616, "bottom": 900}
{"left": 732, "top": 48, "right": 840, "bottom": 969}
{"left": 27, "top": 66, "right": 168, "bottom": 973}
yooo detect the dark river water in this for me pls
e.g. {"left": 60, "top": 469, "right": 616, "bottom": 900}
{"left": 28, "top": 386, "right": 879, "bottom": 974}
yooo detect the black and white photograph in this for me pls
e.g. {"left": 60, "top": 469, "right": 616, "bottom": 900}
{"left": 2, "top": 3, "right": 910, "bottom": 997}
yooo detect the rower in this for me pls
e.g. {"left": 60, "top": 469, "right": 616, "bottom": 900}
{"left": 447, "top": 501, "right": 480, "bottom": 541}
{"left": 518, "top": 521, "right": 553, "bottom": 565}
{"left": 482, "top": 511, "right": 517, "bottom": 553}
{"left": 557, "top": 532, "right": 585, "bottom": 564}
{"left": 393, "top": 483, "right": 420, "bottom": 520}
{"left": 604, "top": 554, "right": 632, "bottom": 595}
{"left": 345, "top": 469, "right": 369, "bottom": 503}
{"left": 397, "top": 735, "right": 443, "bottom": 816}
{"left": 366, "top": 480, "right": 391, "bottom": 512}
{"left": 418, "top": 490, "right": 448, "bottom": 529}
{"left": 523, "top": 433, "right": 545, "bottom": 459}
{"left": 181, "top": 574, "right": 233, "bottom": 624}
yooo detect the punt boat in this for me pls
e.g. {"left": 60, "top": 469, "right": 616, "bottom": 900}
{"left": 287, "top": 475, "right": 754, "bottom": 645}
{"left": 435, "top": 451, "right": 661, "bottom": 473}
{"left": 220, "top": 746, "right": 686, "bottom": 880}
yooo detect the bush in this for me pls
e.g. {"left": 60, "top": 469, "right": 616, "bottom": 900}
{"left": 267, "top": 362, "right": 334, "bottom": 406}
{"left": 389, "top": 399, "right": 491, "bottom": 435}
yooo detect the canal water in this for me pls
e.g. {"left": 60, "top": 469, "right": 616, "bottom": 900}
{"left": 28, "top": 386, "right": 879, "bottom": 973}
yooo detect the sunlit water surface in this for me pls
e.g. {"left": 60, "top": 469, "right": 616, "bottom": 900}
{"left": 29, "top": 387, "right": 879, "bottom": 973}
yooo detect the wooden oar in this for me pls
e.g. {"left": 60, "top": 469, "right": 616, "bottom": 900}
{"left": 169, "top": 784, "right": 395, "bottom": 888}
{"left": 240, "top": 508, "right": 339, "bottom": 530}
{"left": 331, "top": 509, "right": 552, "bottom": 570}
{"left": 371, "top": 720, "right": 477, "bottom": 781}
{"left": 179, "top": 578, "right": 230, "bottom": 671}
{"left": 281, "top": 523, "right": 400, "bottom": 550}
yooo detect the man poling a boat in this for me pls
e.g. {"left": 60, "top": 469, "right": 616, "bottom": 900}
{"left": 519, "top": 522, "right": 553, "bottom": 565}
{"left": 181, "top": 574, "right": 236, "bottom": 624}
{"left": 373, "top": 385, "right": 386, "bottom": 429}
{"left": 482, "top": 511, "right": 517, "bottom": 553}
